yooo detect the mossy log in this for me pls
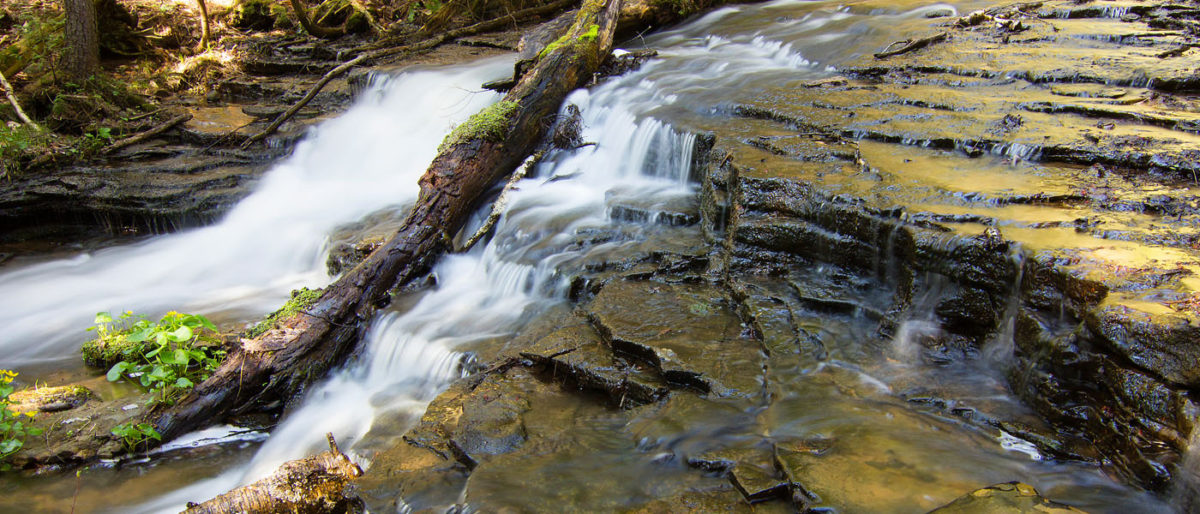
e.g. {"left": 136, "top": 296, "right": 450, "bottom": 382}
{"left": 184, "top": 433, "right": 363, "bottom": 513}
{"left": 152, "top": 0, "right": 624, "bottom": 443}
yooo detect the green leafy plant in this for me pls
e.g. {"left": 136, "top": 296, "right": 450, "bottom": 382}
{"left": 110, "top": 422, "right": 161, "bottom": 452}
{"left": 1, "top": 370, "right": 43, "bottom": 471}
{"left": 88, "top": 311, "right": 225, "bottom": 406}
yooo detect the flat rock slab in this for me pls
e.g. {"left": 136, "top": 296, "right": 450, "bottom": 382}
{"left": 586, "top": 279, "right": 764, "bottom": 398}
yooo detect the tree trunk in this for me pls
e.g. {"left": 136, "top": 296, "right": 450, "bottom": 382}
{"left": 153, "top": 0, "right": 624, "bottom": 443}
{"left": 290, "top": 0, "right": 346, "bottom": 39}
{"left": 61, "top": 0, "right": 100, "bottom": 80}
{"left": 184, "top": 433, "right": 363, "bottom": 513}
{"left": 196, "top": 0, "right": 211, "bottom": 50}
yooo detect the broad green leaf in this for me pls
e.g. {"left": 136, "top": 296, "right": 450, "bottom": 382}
{"left": 174, "top": 377, "right": 193, "bottom": 388}
{"left": 168, "top": 326, "right": 192, "bottom": 343}
{"left": 106, "top": 362, "right": 130, "bottom": 382}
{"left": 127, "top": 327, "right": 153, "bottom": 343}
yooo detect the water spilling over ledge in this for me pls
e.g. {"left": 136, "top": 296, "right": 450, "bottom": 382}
{"left": 3, "top": 0, "right": 1200, "bottom": 511}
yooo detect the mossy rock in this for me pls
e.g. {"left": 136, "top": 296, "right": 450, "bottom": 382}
{"left": 81, "top": 335, "right": 148, "bottom": 369}
{"left": 246, "top": 287, "right": 324, "bottom": 338}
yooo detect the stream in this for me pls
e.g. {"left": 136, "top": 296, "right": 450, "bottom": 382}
{"left": 0, "top": 0, "right": 1183, "bottom": 511}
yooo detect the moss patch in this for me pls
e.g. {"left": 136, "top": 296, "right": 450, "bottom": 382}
{"left": 81, "top": 333, "right": 148, "bottom": 369}
{"left": 578, "top": 24, "right": 600, "bottom": 43}
{"left": 438, "top": 101, "right": 519, "bottom": 152}
{"left": 246, "top": 287, "right": 324, "bottom": 338}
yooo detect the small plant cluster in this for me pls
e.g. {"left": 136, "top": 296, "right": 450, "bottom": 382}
{"left": 0, "top": 369, "right": 42, "bottom": 471}
{"left": 110, "top": 422, "right": 161, "bottom": 452}
{"left": 86, "top": 311, "right": 225, "bottom": 406}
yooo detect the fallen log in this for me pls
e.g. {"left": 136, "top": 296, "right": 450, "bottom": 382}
{"left": 184, "top": 433, "right": 363, "bottom": 514}
{"left": 154, "top": 0, "right": 624, "bottom": 442}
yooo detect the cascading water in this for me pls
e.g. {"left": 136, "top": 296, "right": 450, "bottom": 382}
{"left": 0, "top": 59, "right": 514, "bottom": 367}
{"left": 1, "top": 0, "right": 1180, "bottom": 511}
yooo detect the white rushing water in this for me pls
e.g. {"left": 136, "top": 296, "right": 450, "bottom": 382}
{"left": 126, "top": 50, "right": 702, "bottom": 511}
{"left": 0, "top": 59, "right": 513, "bottom": 365}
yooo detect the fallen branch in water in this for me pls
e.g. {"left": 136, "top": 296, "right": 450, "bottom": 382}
{"left": 184, "top": 433, "right": 362, "bottom": 514}
{"left": 104, "top": 114, "right": 192, "bottom": 154}
{"left": 874, "top": 32, "right": 948, "bottom": 59}
{"left": 455, "top": 151, "right": 541, "bottom": 253}
{"left": 0, "top": 70, "right": 40, "bottom": 131}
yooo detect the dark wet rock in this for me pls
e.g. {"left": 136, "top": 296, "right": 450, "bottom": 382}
{"left": 0, "top": 155, "right": 267, "bottom": 243}
{"left": 520, "top": 324, "right": 669, "bottom": 407}
{"left": 1086, "top": 305, "right": 1200, "bottom": 388}
{"left": 690, "top": 445, "right": 791, "bottom": 503}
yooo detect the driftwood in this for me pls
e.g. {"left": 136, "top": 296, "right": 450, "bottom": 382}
{"left": 874, "top": 32, "right": 948, "bottom": 59}
{"left": 103, "top": 114, "right": 192, "bottom": 154}
{"left": 184, "top": 433, "right": 363, "bottom": 514}
{"left": 154, "top": 0, "right": 624, "bottom": 442}
{"left": 0, "top": 70, "right": 39, "bottom": 131}
{"left": 241, "top": 0, "right": 577, "bottom": 148}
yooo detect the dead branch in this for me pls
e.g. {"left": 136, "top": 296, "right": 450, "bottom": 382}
{"left": 874, "top": 32, "right": 948, "bottom": 59}
{"left": 455, "top": 151, "right": 542, "bottom": 253}
{"left": 0, "top": 70, "right": 40, "bottom": 131}
{"left": 103, "top": 114, "right": 192, "bottom": 154}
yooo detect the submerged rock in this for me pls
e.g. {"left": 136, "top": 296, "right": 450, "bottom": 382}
{"left": 929, "top": 482, "right": 1086, "bottom": 513}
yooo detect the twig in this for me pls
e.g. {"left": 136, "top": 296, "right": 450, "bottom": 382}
{"left": 104, "top": 114, "right": 193, "bottom": 154}
{"left": 241, "top": 0, "right": 578, "bottom": 149}
{"left": 0, "top": 69, "right": 40, "bottom": 131}
{"left": 874, "top": 32, "right": 948, "bottom": 59}
{"left": 455, "top": 151, "right": 542, "bottom": 253}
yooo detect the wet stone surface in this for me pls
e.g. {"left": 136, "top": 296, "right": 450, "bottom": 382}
{"left": 363, "top": 1, "right": 1200, "bottom": 509}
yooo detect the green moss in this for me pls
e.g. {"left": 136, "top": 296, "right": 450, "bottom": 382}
{"left": 538, "top": 34, "right": 571, "bottom": 61}
{"left": 81, "top": 335, "right": 147, "bottom": 368}
{"left": 247, "top": 287, "right": 324, "bottom": 338}
{"left": 438, "top": 101, "right": 519, "bottom": 152}
{"left": 578, "top": 24, "right": 600, "bottom": 43}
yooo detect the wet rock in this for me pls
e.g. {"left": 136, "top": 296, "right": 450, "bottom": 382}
{"left": 1086, "top": 305, "right": 1200, "bottom": 388}
{"left": 520, "top": 324, "right": 669, "bottom": 407}
{"left": 586, "top": 279, "right": 763, "bottom": 397}
{"left": 929, "top": 482, "right": 1086, "bottom": 513}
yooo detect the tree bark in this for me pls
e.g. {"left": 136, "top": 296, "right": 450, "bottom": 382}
{"left": 61, "top": 0, "right": 100, "bottom": 80}
{"left": 153, "top": 0, "right": 624, "bottom": 442}
{"left": 184, "top": 433, "right": 363, "bottom": 514}
{"left": 290, "top": 0, "right": 346, "bottom": 39}
{"left": 196, "top": 0, "right": 211, "bottom": 50}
